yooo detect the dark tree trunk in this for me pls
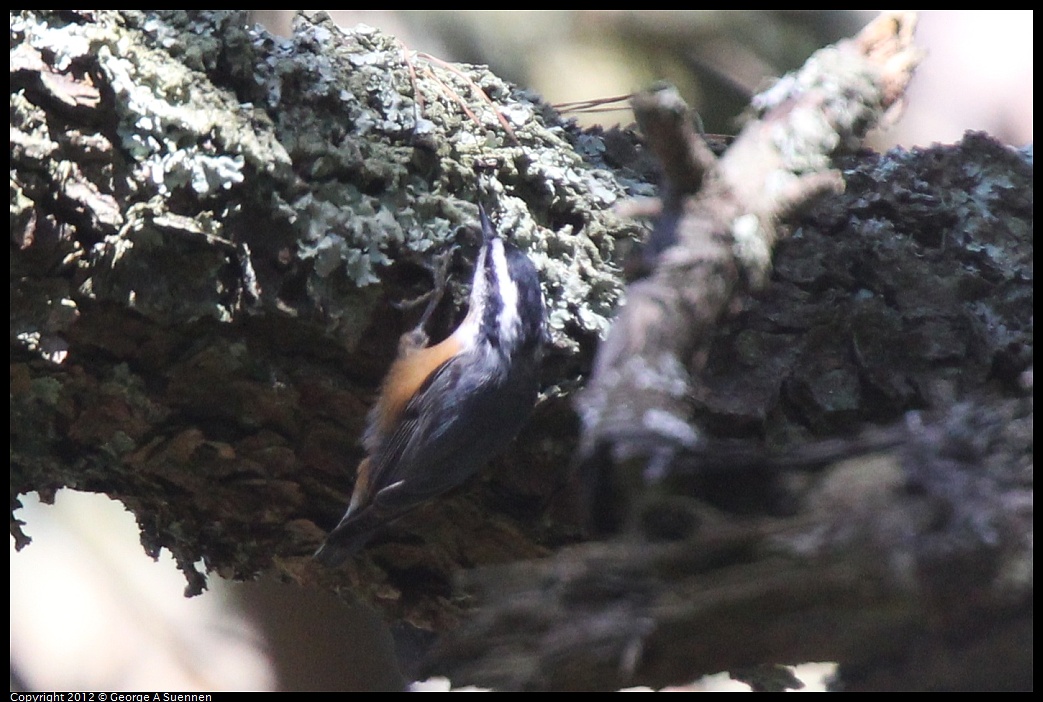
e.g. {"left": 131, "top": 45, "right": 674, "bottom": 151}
{"left": 11, "top": 10, "right": 1031, "bottom": 690}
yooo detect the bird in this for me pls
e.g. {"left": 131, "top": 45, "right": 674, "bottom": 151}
{"left": 314, "top": 204, "right": 545, "bottom": 566}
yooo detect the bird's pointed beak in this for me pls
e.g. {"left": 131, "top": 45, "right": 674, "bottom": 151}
{"left": 478, "top": 203, "right": 498, "bottom": 243}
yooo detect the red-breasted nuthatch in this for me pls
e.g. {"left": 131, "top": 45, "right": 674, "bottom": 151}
{"left": 314, "top": 205, "right": 545, "bottom": 565}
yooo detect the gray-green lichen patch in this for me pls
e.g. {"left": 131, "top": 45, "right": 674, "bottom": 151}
{"left": 12, "top": 11, "right": 636, "bottom": 361}
{"left": 11, "top": 10, "right": 295, "bottom": 338}
{"left": 226, "top": 12, "right": 636, "bottom": 353}
{"left": 11, "top": 9, "right": 642, "bottom": 600}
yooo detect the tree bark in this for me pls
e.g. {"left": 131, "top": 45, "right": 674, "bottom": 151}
{"left": 11, "top": 9, "right": 633, "bottom": 613}
{"left": 11, "top": 10, "right": 1031, "bottom": 690}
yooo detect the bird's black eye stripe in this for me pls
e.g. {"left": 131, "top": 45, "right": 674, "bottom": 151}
{"left": 504, "top": 247, "right": 543, "bottom": 341}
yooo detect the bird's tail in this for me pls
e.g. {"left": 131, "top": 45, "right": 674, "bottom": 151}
{"left": 313, "top": 509, "right": 386, "bottom": 567}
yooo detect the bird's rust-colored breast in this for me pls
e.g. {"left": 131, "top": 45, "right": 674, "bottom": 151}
{"left": 372, "top": 333, "right": 465, "bottom": 437}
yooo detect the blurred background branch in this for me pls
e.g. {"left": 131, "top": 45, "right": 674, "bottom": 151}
{"left": 11, "top": 10, "right": 1032, "bottom": 692}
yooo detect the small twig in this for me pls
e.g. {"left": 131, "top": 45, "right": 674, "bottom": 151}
{"left": 417, "top": 52, "right": 521, "bottom": 146}
{"left": 553, "top": 93, "right": 635, "bottom": 114}
{"left": 398, "top": 40, "right": 424, "bottom": 115}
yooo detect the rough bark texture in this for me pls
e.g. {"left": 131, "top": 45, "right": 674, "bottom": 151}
{"left": 11, "top": 10, "right": 1032, "bottom": 690}
{"left": 427, "top": 14, "right": 1033, "bottom": 690}
{"left": 428, "top": 397, "right": 1032, "bottom": 690}
{"left": 11, "top": 9, "right": 636, "bottom": 615}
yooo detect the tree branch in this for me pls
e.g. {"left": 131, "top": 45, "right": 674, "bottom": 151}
{"left": 10, "top": 10, "right": 636, "bottom": 614}
{"left": 10, "top": 12, "right": 1032, "bottom": 690}
{"left": 422, "top": 13, "right": 1032, "bottom": 690}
